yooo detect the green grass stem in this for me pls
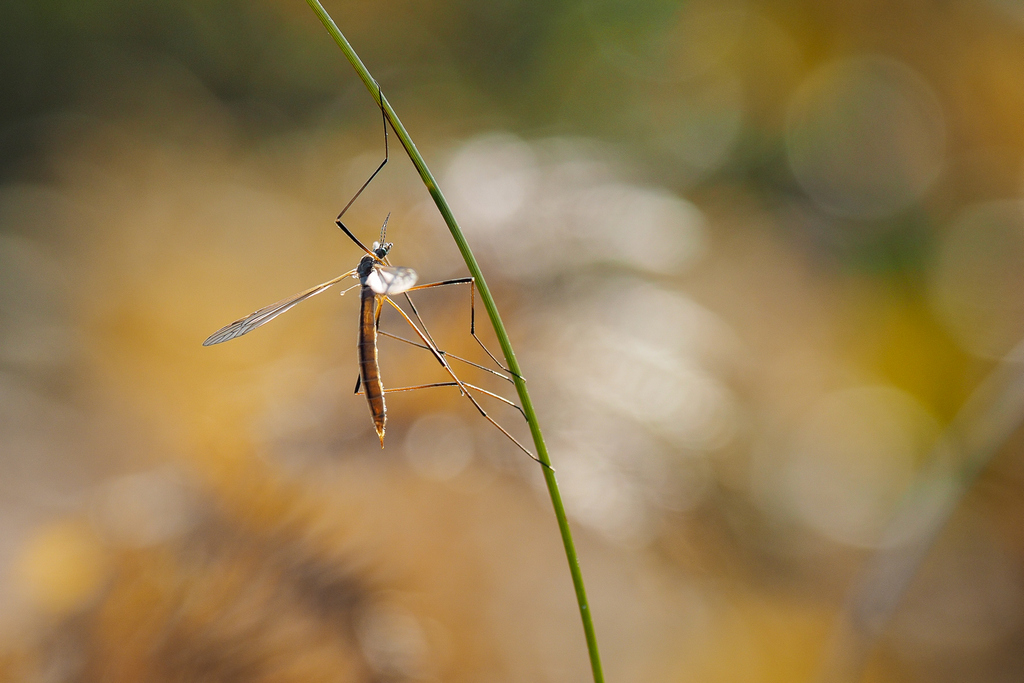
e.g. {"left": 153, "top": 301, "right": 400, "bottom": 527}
{"left": 303, "top": 2, "right": 605, "bottom": 681}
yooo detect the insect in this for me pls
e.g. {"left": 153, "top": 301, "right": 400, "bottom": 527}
{"left": 203, "top": 91, "right": 539, "bottom": 464}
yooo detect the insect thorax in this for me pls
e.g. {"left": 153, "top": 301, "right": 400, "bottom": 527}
{"left": 356, "top": 255, "right": 378, "bottom": 283}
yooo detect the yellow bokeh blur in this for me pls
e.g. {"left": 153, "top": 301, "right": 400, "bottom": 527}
{"left": 14, "top": 520, "right": 107, "bottom": 616}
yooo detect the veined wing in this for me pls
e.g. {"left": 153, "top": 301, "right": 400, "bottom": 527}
{"left": 366, "top": 265, "right": 417, "bottom": 295}
{"left": 203, "top": 269, "right": 356, "bottom": 346}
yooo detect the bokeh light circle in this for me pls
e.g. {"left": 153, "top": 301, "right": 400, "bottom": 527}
{"left": 785, "top": 56, "right": 945, "bottom": 219}
{"left": 778, "top": 386, "right": 940, "bottom": 548}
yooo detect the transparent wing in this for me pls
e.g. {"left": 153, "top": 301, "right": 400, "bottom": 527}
{"left": 203, "top": 269, "right": 356, "bottom": 346}
{"left": 366, "top": 265, "right": 418, "bottom": 295}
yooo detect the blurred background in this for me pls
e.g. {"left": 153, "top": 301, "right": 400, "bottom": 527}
{"left": 2, "top": 0, "right": 1024, "bottom": 681}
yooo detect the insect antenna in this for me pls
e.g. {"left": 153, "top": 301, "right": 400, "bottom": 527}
{"left": 373, "top": 213, "right": 392, "bottom": 258}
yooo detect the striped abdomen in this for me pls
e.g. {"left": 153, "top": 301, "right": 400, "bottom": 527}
{"left": 358, "top": 285, "right": 386, "bottom": 446}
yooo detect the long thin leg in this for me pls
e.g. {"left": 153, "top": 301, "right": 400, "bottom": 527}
{"left": 337, "top": 83, "right": 389, "bottom": 258}
{"left": 377, "top": 330, "right": 512, "bottom": 383}
{"left": 400, "top": 277, "right": 523, "bottom": 379}
{"left": 374, "top": 252, "right": 449, "bottom": 364}
{"left": 381, "top": 296, "right": 545, "bottom": 467}
{"left": 398, "top": 290, "right": 443, "bottom": 365}
{"left": 338, "top": 220, "right": 376, "bottom": 259}
{"left": 356, "top": 381, "right": 525, "bottom": 417}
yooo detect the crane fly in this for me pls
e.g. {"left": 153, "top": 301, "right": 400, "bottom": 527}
{"left": 203, "top": 88, "right": 541, "bottom": 465}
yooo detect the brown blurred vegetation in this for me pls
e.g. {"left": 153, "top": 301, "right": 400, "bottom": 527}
{"left": 3, "top": 0, "right": 1024, "bottom": 681}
